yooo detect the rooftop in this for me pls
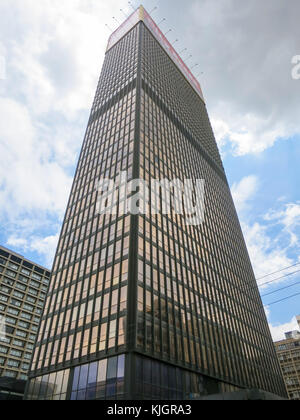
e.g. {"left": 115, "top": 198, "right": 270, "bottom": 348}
{"left": 0, "top": 244, "right": 51, "bottom": 273}
{"left": 106, "top": 5, "right": 204, "bottom": 102}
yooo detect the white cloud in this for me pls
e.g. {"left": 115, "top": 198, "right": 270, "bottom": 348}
{"left": 231, "top": 176, "right": 299, "bottom": 287}
{"left": 264, "top": 305, "right": 271, "bottom": 319}
{"left": 6, "top": 237, "right": 28, "bottom": 249}
{"left": 0, "top": 95, "right": 73, "bottom": 268}
{"left": 241, "top": 221, "right": 293, "bottom": 286}
{"left": 29, "top": 234, "right": 59, "bottom": 268}
{"left": 230, "top": 174, "right": 300, "bottom": 289}
{"left": 211, "top": 111, "right": 292, "bottom": 156}
{"left": 0, "top": 97, "right": 72, "bottom": 219}
{"left": 231, "top": 175, "right": 258, "bottom": 213}
{"left": 268, "top": 316, "right": 300, "bottom": 342}
{"left": 7, "top": 233, "right": 59, "bottom": 269}
{"left": 187, "top": 0, "right": 300, "bottom": 156}
{"left": 0, "top": 0, "right": 126, "bottom": 117}
{"left": 265, "top": 202, "right": 300, "bottom": 247}
{"left": 229, "top": 174, "right": 300, "bottom": 344}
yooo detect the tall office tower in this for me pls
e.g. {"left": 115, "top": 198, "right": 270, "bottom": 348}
{"left": 0, "top": 246, "right": 50, "bottom": 399}
{"left": 25, "top": 6, "right": 286, "bottom": 400}
{"left": 275, "top": 316, "right": 300, "bottom": 400}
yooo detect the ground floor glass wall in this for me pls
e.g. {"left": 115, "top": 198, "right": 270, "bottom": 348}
{"left": 26, "top": 354, "right": 125, "bottom": 400}
{"left": 26, "top": 353, "right": 242, "bottom": 400}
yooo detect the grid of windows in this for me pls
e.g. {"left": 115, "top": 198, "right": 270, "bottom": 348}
{"left": 70, "top": 355, "right": 125, "bottom": 400}
{"left": 91, "top": 26, "right": 138, "bottom": 114}
{"left": 141, "top": 27, "right": 223, "bottom": 169}
{"left": 29, "top": 26, "right": 139, "bottom": 378}
{"left": 26, "top": 13, "right": 286, "bottom": 400}
{"left": 27, "top": 354, "right": 125, "bottom": 400}
{"left": 134, "top": 355, "right": 240, "bottom": 400}
{"left": 0, "top": 247, "right": 50, "bottom": 381}
{"left": 275, "top": 334, "right": 300, "bottom": 400}
{"left": 26, "top": 367, "right": 70, "bottom": 400}
{"left": 133, "top": 23, "right": 285, "bottom": 398}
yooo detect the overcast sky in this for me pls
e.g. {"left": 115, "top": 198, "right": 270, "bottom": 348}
{"left": 0, "top": 0, "right": 300, "bottom": 340}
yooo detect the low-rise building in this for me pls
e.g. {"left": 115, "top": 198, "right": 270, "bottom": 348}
{"left": 0, "top": 245, "right": 50, "bottom": 399}
{"left": 275, "top": 316, "right": 300, "bottom": 400}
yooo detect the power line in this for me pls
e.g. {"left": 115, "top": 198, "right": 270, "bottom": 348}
{"left": 261, "top": 280, "right": 300, "bottom": 297}
{"left": 256, "top": 261, "right": 300, "bottom": 281}
{"left": 258, "top": 268, "right": 300, "bottom": 288}
{"left": 265, "top": 292, "right": 300, "bottom": 307}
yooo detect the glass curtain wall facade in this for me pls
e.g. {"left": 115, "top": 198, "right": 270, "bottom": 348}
{"left": 26, "top": 7, "right": 286, "bottom": 400}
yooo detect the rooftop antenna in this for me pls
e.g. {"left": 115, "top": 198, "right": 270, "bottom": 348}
{"left": 185, "top": 55, "right": 193, "bottom": 63}
{"left": 128, "top": 1, "right": 135, "bottom": 11}
{"left": 157, "top": 18, "right": 166, "bottom": 26}
{"left": 171, "top": 39, "right": 179, "bottom": 46}
{"left": 196, "top": 72, "right": 204, "bottom": 77}
{"left": 105, "top": 23, "right": 113, "bottom": 32}
{"left": 164, "top": 29, "right": 172, "bottom": 36}
{"left": 112, "top": 16, "right": 121, "bottom": 25}
{"left": 191, "top": 63, "right": 199, "bottom": 70}
{"left": 179, "top": 48, "right": 187, "bottom": 54}
{"left": 150, "top": 6, "right": 158, "bottom": 15}
{"left": 120, "top": 9, "right": 129, "bottom": 18}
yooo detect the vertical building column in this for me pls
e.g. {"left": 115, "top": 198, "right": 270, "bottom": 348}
{"left": 125, "top": 21, "right": 143, "bottom": 400}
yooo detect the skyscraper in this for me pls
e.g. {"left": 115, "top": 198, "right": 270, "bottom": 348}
{"left": 25, "top": 6, "right": 286, "bottom": 400}
{"left": 0, "top": 246, "right": 50, "bottom": 399}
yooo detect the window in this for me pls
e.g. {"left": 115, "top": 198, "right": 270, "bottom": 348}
{"left": 8, "top": 262, "right": 18, "bottom": 271}
{"left": 13, "top": 339, "right": 25, "bottom": 348}
{"left": 18, "top": 321, "right": 29, "bottom": 329}
{"left": 10, "top": 349, "right": 22, "bottom": 358}
{"left": 6, "top": 270, "right": 16, "bottom": 279}
{"left": 7, "top": 359, "right": 19, "bottom": 368}
{"left": 4, "top": 370, "right": 17, "bottom": 378}
{"left": 32, "top": 273, "right": 42, "bottom": 281}
{"left": 13, "top": 291, "right": 24, "bottom": 299}
{"left": 6, "top": 317, "right": 17, "bottom": 325}
{"left": 24, "top": 353, "right": 32, "bottom": 360}
{"left": 21, "top": 312, "right": 32, "bottom": 321}
{"left": 0, "top": 257, "right": 7, "bottom": 265}
{"left": 68, "top": 355, "right": 125, "bottom": 400}
{"left": 15, "top": 330, "right": 27, "bottom": 339}
{"left": 22, "top": 363, "right": 30, "bottom": 371}
{"left": 7, "top": 308, "right": 20, "bottom": 316}
{"left": 15, "top": 283, "right": 26, "bottom": 291}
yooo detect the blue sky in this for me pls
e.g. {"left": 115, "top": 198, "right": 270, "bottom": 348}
{"left": 0, "top": 0, "right": 300, "bottom": 341}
